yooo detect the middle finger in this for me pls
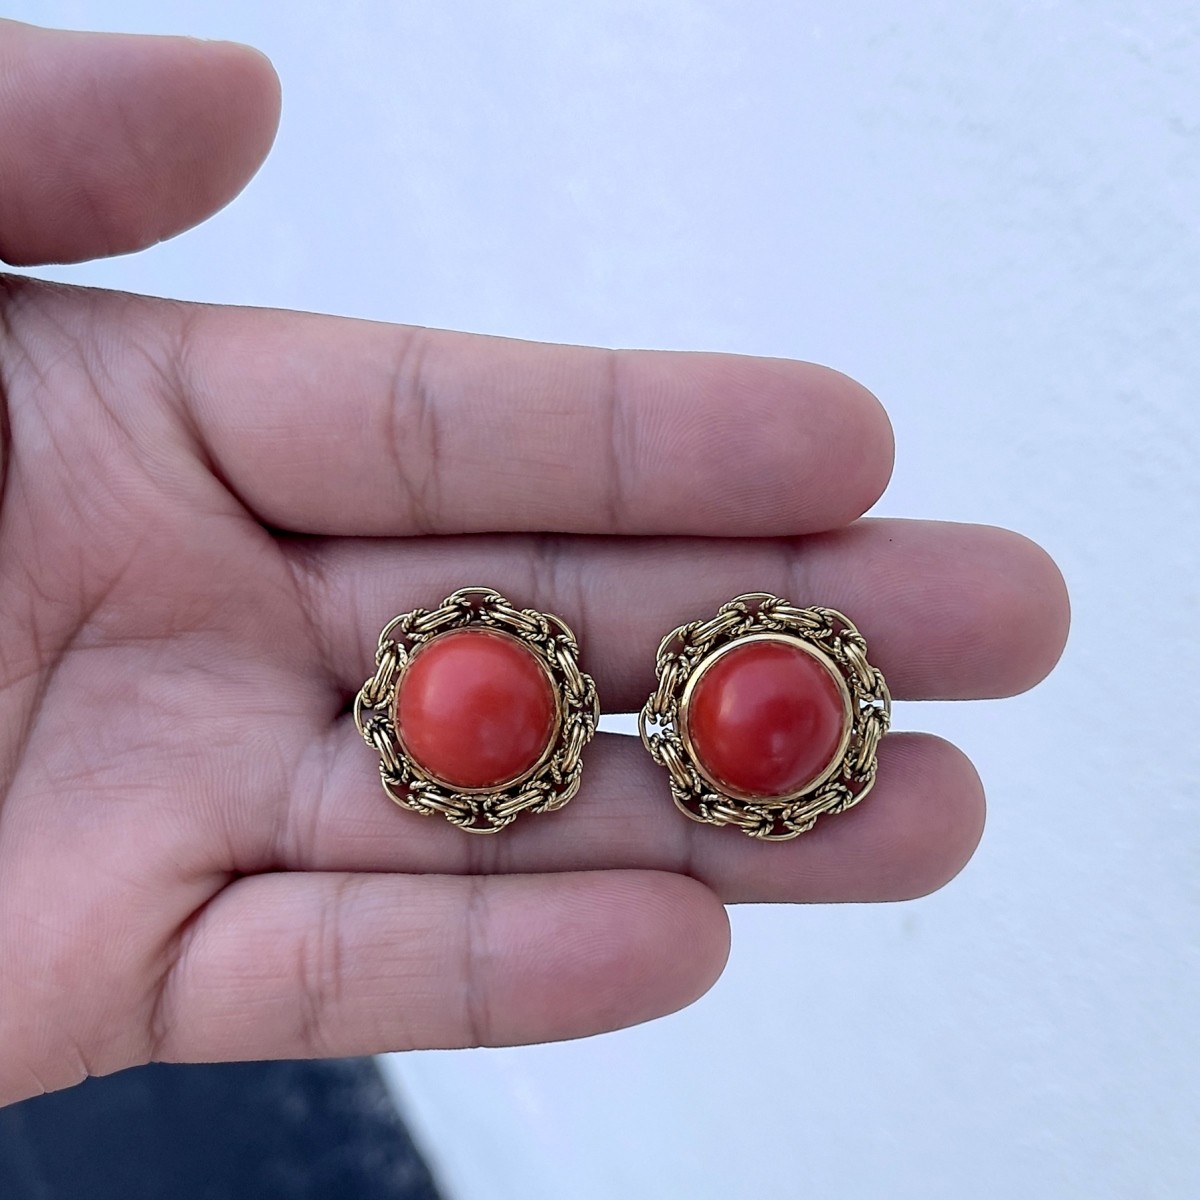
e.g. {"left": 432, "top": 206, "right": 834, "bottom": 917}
{"left": 283, "top": 517, "right": 1068, "bottom": 710}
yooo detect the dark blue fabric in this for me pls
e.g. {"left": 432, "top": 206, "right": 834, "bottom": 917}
{"left": 0, "top": 1059, "right": 443, "bottom": 1199}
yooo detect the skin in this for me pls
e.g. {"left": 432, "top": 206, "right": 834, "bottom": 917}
{"left": 0, "top": 19, "right": 1069, "bottom": 1106}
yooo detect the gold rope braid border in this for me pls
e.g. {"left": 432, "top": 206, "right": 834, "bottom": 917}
{"left": 354, "top": 587, "right": 599, "bottom": 833}
{"left": 638, "top": 593, "right": 891, "bottom": 841}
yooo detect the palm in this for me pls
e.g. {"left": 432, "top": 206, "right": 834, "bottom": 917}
{"left": 0, "top": 20, "right": 1067, "bottom": 1106}
{"left": 0, "top": 280, "right": 319, "bottom": 1090}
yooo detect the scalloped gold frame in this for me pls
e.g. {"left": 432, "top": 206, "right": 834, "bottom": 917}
{"left": 639, "top": 593, "right": 891, "bottom": 841}
{"left": 356, "top": 588, "right": 599, "bottom": 834}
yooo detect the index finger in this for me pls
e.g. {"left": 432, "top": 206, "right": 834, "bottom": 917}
{"left": 174, "top": 306, "right": 893, "bottom": 537}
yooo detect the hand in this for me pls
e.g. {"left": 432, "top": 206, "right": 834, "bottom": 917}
{"left": 0, "top": 20, "right": 1068, "bottom": 1106}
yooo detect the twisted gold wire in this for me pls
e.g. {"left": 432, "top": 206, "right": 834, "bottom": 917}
{"left": 355, "top": 588, "right": 599, "bottom": 833}
{"left": 638, "top": 593, "right": 891, "bottom": 840}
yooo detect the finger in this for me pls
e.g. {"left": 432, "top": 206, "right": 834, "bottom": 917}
{"left": 152, "top": 870, "right": 730, "bottom": 1061}
{"left": 273, "top": 732, "right": 985, "bottom": 904}
{"left": 175, "top": 305, "right": 893, "bottom": 536}
{"left": 0, "top": 19, "right": 279, "bottom": 265}
{"left": 284, "top": 518, "right": 1069, "bottom": 708}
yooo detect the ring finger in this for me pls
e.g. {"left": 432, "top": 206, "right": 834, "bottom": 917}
{"left": 257, "top": 516, "right": 1065, "bottom": 895}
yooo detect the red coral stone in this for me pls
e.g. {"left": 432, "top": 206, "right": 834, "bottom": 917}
{"left": 683, "top": 637, "right": 848, "bottom": 800}
{"left": 395, "top": 629, "right": 559, "bottom": 790}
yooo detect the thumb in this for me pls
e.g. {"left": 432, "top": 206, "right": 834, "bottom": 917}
{"left": 0, "top": 18, "right": 280, "bottom": 266}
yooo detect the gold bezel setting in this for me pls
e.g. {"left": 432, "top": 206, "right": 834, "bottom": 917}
{"left": 677, "top": 632, "right": 855, "bottom": 804}
{"left": 393, "top": 627, "right": 564, "bottom": 796}
{"left": 355, "top": 588, "right": 598, "bottom": 833}
{"left": 638, "top": 593, "right": 891, "bottom": 840}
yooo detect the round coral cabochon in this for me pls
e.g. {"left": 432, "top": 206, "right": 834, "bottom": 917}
{"left": 395, "top": 628, "right": 560, "bottom": 790}
{"left": 682, "top": 636, "right": 849, "bottom": 800}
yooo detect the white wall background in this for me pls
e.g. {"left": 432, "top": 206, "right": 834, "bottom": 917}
{"left": 14, "top": 2, "right": 1199, "bottom": 1197}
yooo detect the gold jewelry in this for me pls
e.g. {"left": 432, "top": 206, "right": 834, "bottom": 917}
{"left": 638, "top": 593, "right": 890, "bottom": 840}
{"left": 355, "top": 587, "right": 598, "bottom": 833}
